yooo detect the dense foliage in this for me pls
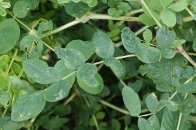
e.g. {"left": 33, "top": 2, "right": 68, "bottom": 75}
{"left": 0, "top": 0, "right": 196, "bottom": 129}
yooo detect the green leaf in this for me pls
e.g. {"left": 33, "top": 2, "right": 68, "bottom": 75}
{"left": 138, "top": 118, "right": 152, "bottom": 130}
{"left": 96, "top": 111, "right": 105, "bottom": 120}
{"left": 168, "top": 0, "right": 188, "bottom": 12}
{"left": 77, "top": 73, "right": 104, "bottom": 94}
{"left": 111, "top": 119, "right": 121, "bottom": 130}
{"left": 139, "top": 14, "right": 156, "bottom": 26}
{"left": 8, "top": 76, "right": 22, "bottom": 90}
{"left": 0, "top": 19, "right": 20, "bottom": 54}
{"left": 23, "top": 59, "right": 60, "bottom": 84}
{"left": 145, "top": 93, "right": 159, "bottom": 113}
{"left": 160, "top": 0, "right": 174, "bottom": 8}
{"left": 11, "top": 91, "right": 46, "bottom": 121}
{"left": 193, "top": 38, "right": 196, "bottom": 51}
{"left": 13, "top": 0, "right": 37, "bottom": 18}
{"left": 0, "top": 55, "right": 10, "bottom": 71}
{"left": 0, "top": 7, "right": 6, "bottom": 16}
{"left": 148, "top": 115, "right": 160, "bottom": 130}
{"left": 122, "top": 86, "right": 141, "bottom": 116}
{"left": 176, "top": 82, "right": 196, "bottom": 93}
{"left": 121, "top": 27, "right": 140, "bottom": 53}
{"left": 76, "top": 63, "right": 98, "bottom": 87}
{"left": 0, "top": 117, "right": 23, "bottom": 130}
{"left": 64, "top": 2, "right": 90, "bottom": 18}
{"left": 37, "top": 20, "right": 53, "bottom": 36}
{"left": 160, "top": 9, "right": 176, "bottom": 27}
{"left": 156, "top": 28, "right": 176, "bottom": 50}
{"left": 161, "top": 100, "right": 179, "bottom": 111}
{"left": 44, "top": 80, "right": 71, "bottom": 102}
{"left": 0, "top": 92, "right": 10, "bottom": 107}
{"left": 143, "top": 29, "right": 152, "bottom": 43}
{"left": 136, "top": 44, "right": 161, "bottom": 63}
{"left": 92, "top": 31, "right": 115, "bottom": 59}
{"left": 54, "top": 47, "right": 85, "bottom": 69}
{"left": 66, "top": 40, "right": 95, "bottom": 60}
{"left": 43, "top": 118, "right": 68, "bottom": 129}
{"left": 104, "top": 57, "right": 124, "bottom": 78}
{"left": 118, "top": 2, "right": 131, "bottom": 12}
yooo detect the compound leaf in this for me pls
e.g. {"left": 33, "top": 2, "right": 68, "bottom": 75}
{"left": 122, "top": 86, "right": 141, "bottom": 116}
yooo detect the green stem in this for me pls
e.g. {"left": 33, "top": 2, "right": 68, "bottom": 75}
{"left": 6, "top": 49, "right": 18, "bottom": 77}
{"left": 63, "top": 93, "right": 76, "bottom": 106}
{"left": 188, "top": 52, "right": 196, "bottom": 56}
{"left": 119, "top": 79, "right": 127, "bottom": 87}
{"left": 100, "top": 100, "right": 130, "bottom": 115}
{"left": 140, "top": 0, "right": 162, "bottom": 28}
{"left": 139, "top": 113, "right": 153, "bottom": 118}
{"left": 41, "top": 40, "right": 54, "bottom": 51}
{"left": 41, "top": 19, "right": 81, "bottom": 38}
{"left": 186, "top": 8, "right": 196, "bottom": 21}
{"left": 61, "top": 71, "right": 76, "bottom": 80}
{"left": 176, "top": 113, "right": 182, "bottom": 130}
{"left": 1, "top": 108, "right": 8, "bottom": 117}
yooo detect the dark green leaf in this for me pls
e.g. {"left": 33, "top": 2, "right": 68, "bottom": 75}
{"left": 11, "top": 91, "right": 46, "bottom": 121}
{"left": 121, "top": 27, "right": 140, "bottom": 53}
{"left": 122, "top": 86, "right": 141, "bottom": 116}
{"left": 0, "top": 19, "right": 20, "bottom": 54}
{"left": 66, "top": 40, "right": 95, "bottom": 60}
{"left": 54, "top": 48, "right": 85, "bottom": 69}
{"left": 193, "top": 38, "right": 196, "bottom": 51}
{"left": 92, "top": 31, "right": 114, "bottom": 59}
{"left": 104, "top": 57, "right": 124, "bottom": 78}
{"left": 23, "top": 59, "right": 60, "bottom": 84}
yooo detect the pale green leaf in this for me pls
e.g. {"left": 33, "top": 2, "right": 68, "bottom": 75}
{"left": 160, "top": 0, "right": 174, "bottom": 8}
{"left": 160, "top": 9, "right": 176, "bottom": 27}
{"left": 139, "top": 14, "right": 156, "bottom": 26}
{"left": 37, "top": 20, "right": 53, "bottom": 36}
{"left": 66, "top": 40, "right": 95, "bottom": 60}
{"left": 121, "top": 27, "right": 140, "bottom": 53}
{"left": 92, "top": 31, "right": 114, "bottom": 59}
{"left": 54, "top": 48, "right": 85, "bottom": 69}
{"left": 44, "top": 80, "right": 72, "bottom": 102}
{"left": 143, "top": 29, "right": 152, "bottom": 43}
{"left": 0, "top": 19, "right": 20, "bottom": 54}
{"left": 169, "top": 0, "right": 188, "bottom": 12}
{"left": 136, "top": 44, "right": 161, "bottom": 63}
{"left": 138, "top": 118, "right": 152, "bottom": 130}
{"left": 122, "top": 86, "right": 141, "bottom": 116}
{"left": 23, "top": 59, "right": 60, "bottom": 84}
{"left": 11, "top": 91, "right": 46, "bottom": 121}
{"left": 77, "top": 73, "right": 104, "bottom": 94}
{"left": 161, "top": 100, "right": 179, "bottom": 111}
{"left": 0, "top": 117, "right": 24, "bottom": 130}
{"left": 148, "top": 115, "right": 160, "bottom": 130}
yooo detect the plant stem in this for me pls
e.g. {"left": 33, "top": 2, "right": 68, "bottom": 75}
{"left": 188, "top": 52, "right": 196, "bottom": 56}
{"left": 139, "top": 113, "right": 153, "bottom": 118}
{"left": 92, "top": 115, "right": 100, "bottom": 130}
{"left": 178, "top": 46, "right": 196, "bottom": 68}
{"left": 6, "top": 49, "right": 18, "bottom": 77}
{"left": 140, "top": 0, "right": 162, "bottom": 28}
{"left": 41, "top": 20, "right": 81, "bottom": 38}
{"left": 1, "top": 108, "right": 8, "bottom": 117}
{"left": 186, "top": 8, "right": 196, "bottom": 21}
{"left": 41, "top": 40, "right": 54, "bottom": 51}
{"left": 63, "top": 93, "right": 76, "bottom": 106}
{"left": 119, "top": 79, "right": 127, "bottom": 87}
{"left": 88, "top": 13, "right": 139, "bottom": 22}
{"left": 100, "top": 100, "right": 130, "bottom": 115}
{"left": 129, "top": 9, "right": 143, "bottom": 15}
{"left": 176, "top": 113, "right": 182, "bottom": 130}
{"left": 61, "top": 71, "right": 76, "bottom": 80}
{"left": 183, "top": 16, "right": 194, "bottom": 22}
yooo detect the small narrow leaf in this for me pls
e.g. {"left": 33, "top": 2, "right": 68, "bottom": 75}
{"left": 77, "top": 73, "right": 104, "bottom": 94}
{"left": 143, "top": 29, "right": 152, "bottom": 43}
{"left": 0, "top": 19, "right": 20, "bottom": 54}
{"left": 138, "top": 118, "right": 152, "bottom": 130}
{"left": 23, "top": 59, "right": 60, "bottom": 84}
{"left": 121, "top": 27, "right": 140, "bottom": 53}
{"left": 11, "top": 91, "right": 46, "bottom": 121}
{"left": 44, "top": 80, "right": 71, "bottom": 102}
{"left": 104, "top": 57, "right": 124, "bottom": 78}
{"left": 136, "top": 44, "right": 161, "bottom": 63}
{"left": 176, "top": 82, "right": 196, "bottom": 93}
{"left": 54, "top": 48, "right": 85, "bottom": 69}
{"left": 122, "top": 86, "right": 141, "bottom": 116}
{"left": 145, "top": 93, "right": 159, "bottom": 113}
{"left": 92, "top": 31, "right": 114, "bottom": 59}
{"left": 160, "top": 9, "right": 176, "bottom": 27}
{"left": 66, "top": 40, "right": 95, "bottom": 60}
